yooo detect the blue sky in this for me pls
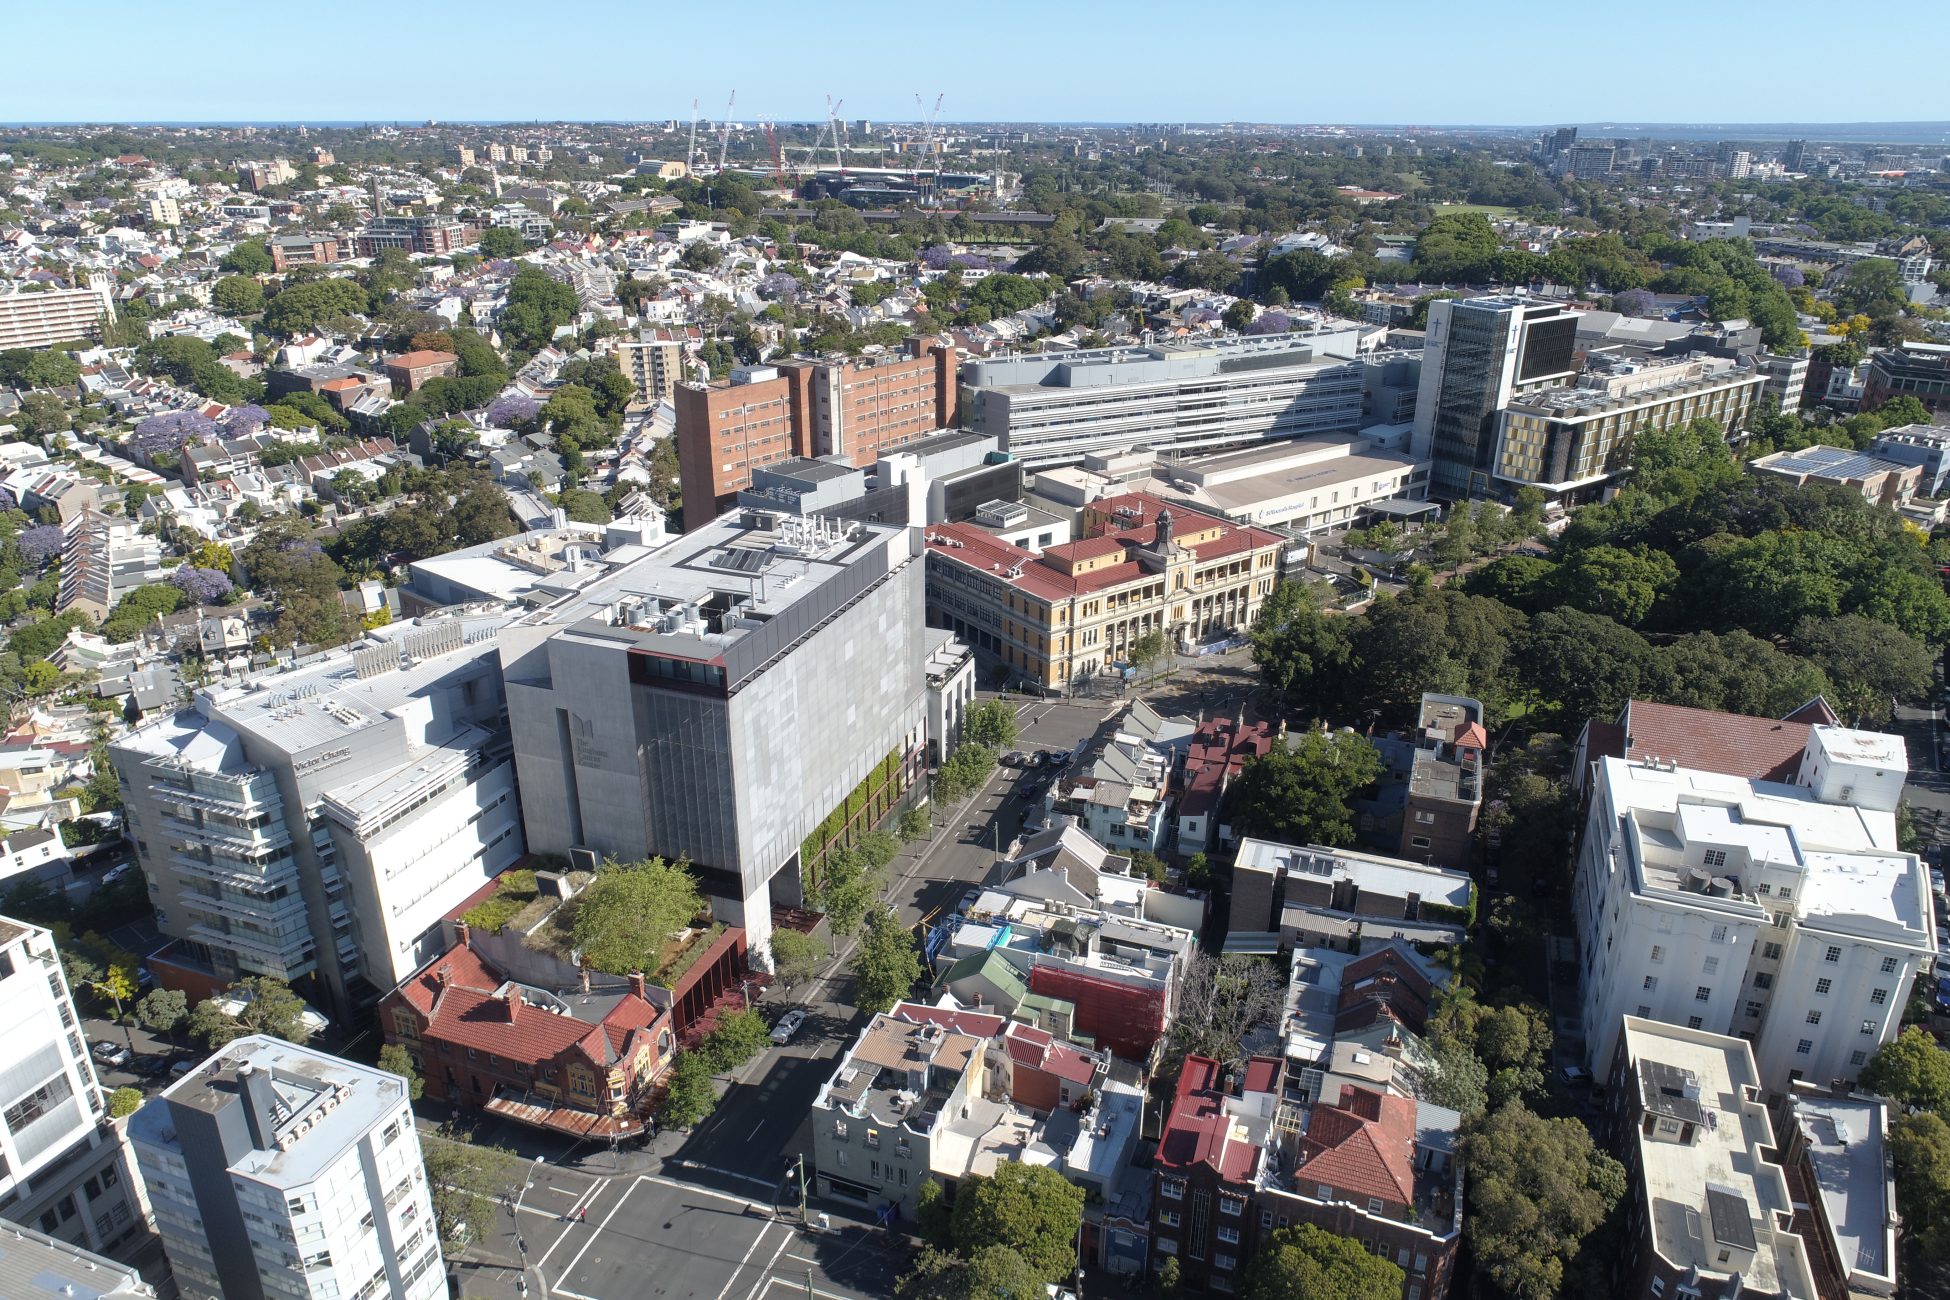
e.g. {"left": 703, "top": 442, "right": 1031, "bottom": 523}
{"left": 5, "top": 0, "right": 1946, "bottom": 127}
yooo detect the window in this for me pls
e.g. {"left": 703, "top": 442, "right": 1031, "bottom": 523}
{"left": 1159, "top": 1209, "right": 1182, "bottom": 1228}
{"left": 1367, "top": 1197, "right": 1384, "bottom": 1213}
{"left": 1881, "top": 956, "right": 1899, "bottom": 975}
{"left": 1409, "top": 836, "right": 1432, "bottom": 849}
{"left": 1644, "top": 975, "right": 1659, "bottom": 992}
{"left": 1214, "top": 1254, "right": 1237, "bottom": 1272}
{"left": 1696, "top": 986, "right": 1711, "bottom": 1002}
{"left": 1703, "top": 957, "right": 1719, "bottom": 976}
{"left": 1219, "top": 1194, "right": 1245, "bottom": 1217}
{"left": 1745, "top": 1000, "right": 1764, "bottom": 1019}
{"left": 1862, "top": 1020, "right": 1877, "bottom": 1035}
{"left": 1217, "top": 1225, "right": 1241, "bottom": 1245}
{"left": 1703, "top": 850, "right": 1727, "bottom": 868}
{"left": 1650, "top": 946, "right": 1665, "bottom": 963}
{"left": 1815, "top": 978, "right": 1832, "bottom": 995}
{"left": 1797, "top": 1039, "right": 1813, "bottom": 1055}
{"left": 1756, "top": 883, "right": 1771, "bottom": 897}
{"left": 1414, "top": 810, "right": 1435, "bottom": 824}
{"left": 1871, "top": 988, "right": 1888, "bottom": 1005}
{"left": 1806, "top": 1010, "right": 1822, "bottom": 1025}
{"left": 1687, "top": 1017, "right": 1703, "bottom": 1029}
{"left": 1260, "top": 1210, "right": 1274, "bottom": 1230}
{"left": 1710, "top": 925, "right": 1728, "bottom": 943}
{"left": 1850, "top": 1051, "right": 1867, "bottom": 1067}
{"left": 1825, "top": 946, "right": 1842, "bottom": 964}
{"left": 1754, "top": 973, "right": 1773, "bottom": 990}
{"left": 1637, "top": 1005, "right": 1652, "bottom": 1018}
{"left": 1651, "top": 1279, "right": 1667, "bottom": 1298}
{"left": 1414, "top": 1253, "right": 1428, "bottom": 1274}
{"left": 1161, "top": 1177, "right": 1185, "bottom": 1202}
{"left": 1155, "top": 1239, "right": 1177, "bottom": 1257}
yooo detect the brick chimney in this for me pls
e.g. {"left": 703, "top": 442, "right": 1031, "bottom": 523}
{"left": 455, "top": 920, "right": 471, "bottom": 948}
{"left": 436, "top": 963, "right": 452, "bottom": 987}
{"left": 504, "top": 990, "right": 521, "bottom": 1023}
{"left": 627, "top": 970, "right": 646, "bottom": 1001}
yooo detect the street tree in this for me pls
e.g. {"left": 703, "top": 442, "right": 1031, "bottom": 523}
{"left": 1240, "top": 1224, "right": 1404, "bottom": 1300}
{"left": 1792, "top": 614, "right": 1932, "bottom": 725}
{"left": 377, "top": 1043, "right": 425, "bottom": 1100}
{"left": 1890, "top": 1113, "right": 1950, "bottom": 1264}
{"left": 852, "top": 907, "right": 921, "bottom": 1014}
{"left": 962, "top": 700, "right": 1018, "bottom": 751}
{"left": 948, "top": 1163, "right": 1086, "bottom": 1285}
{"left": 898, "top": 1246, "right": 1043, "bottom": 1300}
{"left": 422, "top": 1131, "right": 521, "bottom": 1249}
{"left": 136, "top": 987, "right": 188, "bottom": 1044}
{"left": 768, "top": 929, "right": 827, "bottom": 987}
{"left": 1859, "top": 1027, "right": 1950, "bottom": 1115}
{"left": 812, "top": 848, "right": 881, "bottom": 939}
{"left": 188, "top": 976, "right": 314, "bottom": 1049}
{"left": 658, "top": 1051, "right": 718, "bottom": 1128}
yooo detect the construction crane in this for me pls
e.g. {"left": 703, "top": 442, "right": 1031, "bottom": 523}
{"left": 825, "top": 95, "right": 846, "bottom": 172}
{"left": 685, "top": 98, "right": 700, "bottom": 174}
{"left": 715, "top": 89, "right": 737, "bottom": 173}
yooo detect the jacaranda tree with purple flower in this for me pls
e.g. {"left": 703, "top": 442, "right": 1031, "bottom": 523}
{"left": 1245, "top": 311, "right": 1293, "bottom": 336}
{"left": 759, "top": 273, "right": 801, "bottom": 302}
{"left": 17, "top": 524, "right": 64, "bottom": 566}
{"left": 1612, "top": 288, "right": 1660, "bottom": 318}
{"left": 487, "top": 394, "right": 541, "bottom": 429}
{"left": 921, "top": 245, "right": 957, "bottom": 271}
{"left": 1772, "top": 265, "right": 1806, "bottom": 289}
{"left": 218, "top": 405, "right": 270, "bottom": 436}
{"left": 171, "top": 566, "right": 235, "bottom": 605}
{"left": 130, "top": 410, "right": 218, "bottom": 455}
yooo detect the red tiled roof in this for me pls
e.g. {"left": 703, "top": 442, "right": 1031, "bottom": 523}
{"left": 1242, "top": 1056, "right": 1282, "bottom": 1096}
{"left": 1157, "top": 1055, "right": 1261, "bottom": 1183}
{"left": 1003, "top": 1022, "right": 1099, "bottom": 1086}
{"left": 396, "top": 942, "right": 665, "bottom": 1070}
{"left": 1615, "top": 699, "right": 1829, "bottom": 783}
{"left": 1043, "top": 536, "right": 1128, "bottom": 565}
{"left": 891, "top": 1000, "right": 1006, "bottom": 1039}
{"left": 1297, "top": 1085, "right": 1417, "bottom": 1209}
{"left": 388, "top": 350, "right": 460, "bottom": 369}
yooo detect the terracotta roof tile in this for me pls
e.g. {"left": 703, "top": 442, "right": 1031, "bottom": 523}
{"left": 1616, "top": 699, "right": 1828, "bottom": 783}
{"left": 1297, "top": 1086, "right": 1417, "bottom": 1209}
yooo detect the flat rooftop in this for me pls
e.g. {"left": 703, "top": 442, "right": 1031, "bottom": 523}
{"left": 515, "top": 510, "right": 913, "bottom": 685}
{"left": 1620, "top": 1019, "right": 1816, "bottom": 1298}
{"left": 1234, "top": 837, "right": 1473, "bottom": 909}
{"left": 1789, "top": 1094, "right": 1894, "bottom": 1286}
{"left": 131, "top": 1034, "right": 408, "bottom": 1191}
{"left": 962, "top": 326, "right": 1365, "bottom": 391}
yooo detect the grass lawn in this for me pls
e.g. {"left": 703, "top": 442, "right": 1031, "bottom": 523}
{"left": 1432, "top": 202, "right": 1517, "bottom": 218}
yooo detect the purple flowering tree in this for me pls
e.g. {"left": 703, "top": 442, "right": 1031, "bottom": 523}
{"left": 487, "top": 394, "right": 542, "bottom": 429}
{"left": 920, "top": 245, "right": 956, "bottom": 271}
{"left": 950, "top": 253, "right": 992, "bottom": 271}
{"left": 219, "top": 404, "right": 270, "bottom": 436}
{"left": 758, "top": 272, "right": 801, "bottom": 302}
{"left": 172, "top": 566, "right": 235, "bottom": 605}
{"left": 130, "top": 410, "right": 218, "bottom": 455}
{"left": 1772, "top": 265, "right": 1806, "bottom": 289}
{"left": 1612, "top": 288, "right": 1660, "bottom": 318}
{"left": 1245, "top": 310, "right": 1293, "bottom": 336}
{"left": 17, "top": 524, "right": 64, "bottom": 566}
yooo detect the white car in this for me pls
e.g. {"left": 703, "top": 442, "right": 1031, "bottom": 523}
{"left": 770, "top": 1009, "right": 807, "bottom": 1045}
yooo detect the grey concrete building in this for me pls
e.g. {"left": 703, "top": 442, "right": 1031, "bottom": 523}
{"left": 111, "top": 608, "right": 525, "bottom": 1019}
{"left": 128, "top": 1035, "right": 442, "bottom": 1300}
{"left": 498, "top": 509, "right": 928, "bottom": 966}
{"left": 959, "top": 329, "right": 1372, "bottom": 468}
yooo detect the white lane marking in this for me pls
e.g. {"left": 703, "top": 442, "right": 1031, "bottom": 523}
{"left": 740, "top": 1221, "right": 799, "bottom": 1300}
{"left": 715, "top": 1220, "right": 782, "bottom": 1300}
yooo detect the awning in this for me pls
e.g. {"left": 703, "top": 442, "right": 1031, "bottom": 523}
{"left": 1361, "top": 498, "right": 1442, "bottom": 519}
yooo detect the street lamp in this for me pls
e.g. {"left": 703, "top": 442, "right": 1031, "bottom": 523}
{"left": 782, "top": 1153, "right": 808, "bottom": 1225}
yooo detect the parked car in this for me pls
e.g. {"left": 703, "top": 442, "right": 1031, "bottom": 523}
{"left": 1001, "top": 751, "right": 1027, "bottom": 768}
{"left": 1558, "top": 1065, "right": 1592, "bottom": 1087}
{"left": 770, "top": 1009, "right": 807, "bottom": 1045}
{"left": 168, "top": 1059, "right": 197, "bottom": 1080}
{"left": 1019, "top": 780, "right": 1046, "bottom": 801}
{"left": 132, "top": 1056, "right": 171, "bottom": 1079}
{"left": 90, "top": 1040, "right": 132, "bottom": 1070}
{"left": 100, "top": 863, "right": 136, "bottom": 885}
{"left": 960, "top": 887, "right": 982, "bottom": 913}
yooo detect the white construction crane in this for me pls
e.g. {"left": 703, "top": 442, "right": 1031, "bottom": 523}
{"left": 686, "top": 98, "right": 699, "bottom": 173}
{"left": 825, "top": 95, "right": 846, "bottom": 171}
{"left": 715, "top": 89, "right": 737, "bottom": 173}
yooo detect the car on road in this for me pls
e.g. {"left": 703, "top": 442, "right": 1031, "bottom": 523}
{"left": 1558, "top": 1065, "right": 1592, "bottom": 1087}
{"left": 1038, "top": 749, "right": 1068, "bottom": 768}
{"left": 1018, "top": 780, "right": 1046, "bottom": 801}
{"left": 90, "top": 1040, "right": 132, "bottom": 1070}
{"left": 1000, "top": 751, "right": 1027, "bottom": 768}
{"left": 770, "top": 1009, "right": 806, "bottom": 1045}
{"left": 132, "top": 1056, "right": 171, "bottom": 1079}
{"left": 100, "top": 863, "right": 136, "bottom": 885}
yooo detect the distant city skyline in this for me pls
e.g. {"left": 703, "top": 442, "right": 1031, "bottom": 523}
{"left": 5, "top": 0, "right": 1947, "bottom": 130}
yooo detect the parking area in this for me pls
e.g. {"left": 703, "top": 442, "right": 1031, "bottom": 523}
{"left": 527, "top": 1174, "right": 903, "bottom": 1300}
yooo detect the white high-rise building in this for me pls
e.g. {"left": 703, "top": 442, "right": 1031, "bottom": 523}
{"left": 1576, "top": 716, "right": 1935, "bottom": 1090}
{"left": 0, "top": 917, "right": 149, "bottom": 1254}
{"left": 129, "top": 1035, "right": 442, "bottom": 1300}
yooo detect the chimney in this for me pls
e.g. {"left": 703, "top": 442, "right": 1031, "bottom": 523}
{"left": 504, "top": 990, "right": 521, "bottom": 1023}
{"left": 237, "top": 1061, "right": 281, "bottom": 1149}
{"left": 579, "top": 964, "right": 592, "bottom": 994}
{"left": 436, "top": 963, "right": 453, "bottom": 987}
{"left": 628, "top": 971, "right": 647, "bottom": 1001}
{"left": 455, "top": 920, "right": 471, "bottom": 949}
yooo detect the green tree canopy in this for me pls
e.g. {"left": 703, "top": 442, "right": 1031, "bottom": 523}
{"left": 378, "top": 1042, "right": 425, "bottom": 1100}
{"left": 1240, "top": 1224, "right": 1405, "bottom": 1300}
{"left": 1791, "top": 614, "right": 1933, "bottom": 725}
{"left": 570, "top": 858, "right": 705, "bottom": 977}
{"left": 1227, "top": 728, "right": 1382, "bottom": 847}
{"left": 188, "top": 976, "right": 314, "bottom": 1049}
{"left": 1859, "top": 1026, "right": 1950, "bottom": 1115}
{"left": 422, "top": 1131, "right": 521, "bottom": 1249}
{"left": 1462, "top": 1103, "right": 1626, "bottom": 1300}
{"left": 220, "top": 239, "right": 272, "bottom": 276}
{"left": 897, "top": 1246, "right": 1044, "bottom": 1300}
{"left": 852, "top": 906, "right": 921, "bottom": 1014}
{"left": 962, "top": 699, "right": 1019, "bottom": 751}
{"left": 212, "top": 275, "right": 265, "bottom": 316}
{"left": 948, "top": 1163, "right": 1085, "bottom": 1285}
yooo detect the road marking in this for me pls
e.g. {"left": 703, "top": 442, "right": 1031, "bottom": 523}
{"left": 716, "top": 1220, "right": 782, "bottom": 1300}
{"left": 552, "top": 1175, "right": 644, "bottom": 1288}
{"left": 741, "top": 1222, "right": 799, "bottom": 1300}
{"left": 643, "top": 1171, "right": 769, "bottom": 1209}
{"left": 756, "top": 1277, "right": 857, "bottom": 1300}
{"left": 747, "top": 1119, "right": 766, "bottom": 1141}
{"left": 665, "top": 1162, "right": 780, "bottom": 1193}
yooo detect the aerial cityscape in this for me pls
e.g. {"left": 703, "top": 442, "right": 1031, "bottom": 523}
{"left": 2, "top": 5, "right": 1950, "bottom": 1300}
